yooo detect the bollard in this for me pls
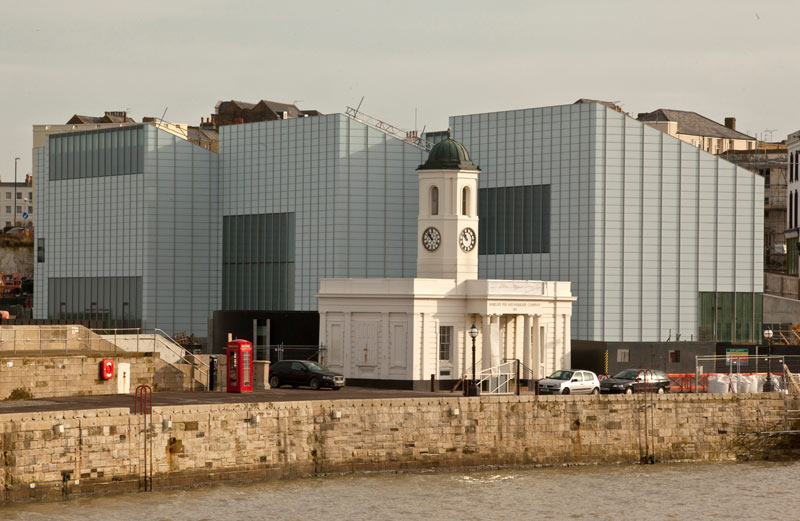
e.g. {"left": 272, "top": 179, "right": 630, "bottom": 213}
{"left": 430, "top": 373, "right": 436, "bottom": 392}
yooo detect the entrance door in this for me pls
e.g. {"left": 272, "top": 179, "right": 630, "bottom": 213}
{"left": 117, "top": 362, "right": 131, "bottom": 394}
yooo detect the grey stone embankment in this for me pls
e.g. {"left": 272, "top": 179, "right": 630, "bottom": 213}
{"left": 0, "top": 393, "right": 798, "bottom": 503}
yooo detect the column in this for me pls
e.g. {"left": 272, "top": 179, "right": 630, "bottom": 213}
{"left": 419, "top": 312, "right": 425, "bottom": 381}
{"left": 490, "top": 314, "right": 501, "bottom": 368}
{"left": 381, "top": 312, "right": 389, "bottom": 379}
{"left": 481, "top": 313, "right": 491, "bottom": 371}
{"left": 562, "top": 314, "right": 570, "bottom": 369}
{"left": 523, "top": 314, "right": 532, "bottom": 380}
{"left": 319, "top": 312, "right": 327, "bottom": 365}
{"left": 532, "top": 314, "right": 541, "bottom": 379}
{"left": 344, "top": 311, "right": 352, "bottom": 376}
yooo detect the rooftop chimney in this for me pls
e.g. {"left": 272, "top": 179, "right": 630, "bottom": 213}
{"left": 724, "top": 117, "right": 736, "bottom": 130}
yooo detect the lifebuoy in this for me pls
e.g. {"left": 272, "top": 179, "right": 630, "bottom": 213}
{"left": 100, "top": 359, "right": 114, "bottom": 380}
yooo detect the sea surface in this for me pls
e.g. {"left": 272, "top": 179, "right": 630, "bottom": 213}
{"left": 2, "top": 461, "right": 799, "bottom": 521}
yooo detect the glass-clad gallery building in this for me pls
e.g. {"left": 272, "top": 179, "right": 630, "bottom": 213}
{"left": 34, "top": 101, "right": 763, "bottom": 343}
{"left": 33, "top": 125, "right": 219, "bottom": 336}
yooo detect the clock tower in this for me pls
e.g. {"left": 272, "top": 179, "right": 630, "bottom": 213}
{"left": 416, "top": 138, "right": 480, "bottom": 281}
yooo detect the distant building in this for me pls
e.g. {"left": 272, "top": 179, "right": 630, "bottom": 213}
{"left": 785, "top": 131, "right": 800, "bottom": 275}
{"left": 209, "top": 100, "right": 321, "bottom": 127}
{"left": 724, "top": 145, "right": 788, "bottom": 272}
{"left": 637, "top": 109, "right": 756, "bottom": 154}
{"left": 0, "top": 178, "right": 33, "bottom": 229}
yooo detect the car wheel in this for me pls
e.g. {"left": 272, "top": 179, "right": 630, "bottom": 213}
{"left": 269, "top": 375, "right": 280, "bottom": 388}
{"left": 561, "top": 387, "right": 570, "bottom": 395}
{"left": 592, "top": 387, "right": 600, "bottom": 395}
{"left": 309, "top": 378, "right": 321, "bottom": 390}
{"left": 625, "top": 387, "right": 633, "bottom": 395}
{"left": 657, "top": 387, "right": 665, "bottom": 394}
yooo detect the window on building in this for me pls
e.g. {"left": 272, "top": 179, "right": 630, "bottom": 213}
{"left": 4, "top": 193, "right": 9, "bottom": 199}
{"left": 431, "top": 186, "right": 439, "bottom": 216}
{"left": 27, "top": 206, "right": 32, "bottom": 213}
{"left": 4, "top": 206, "right": 10, "bottom": 214}
{"left": 616, "top": 349, "right": 629, "bottom": 363}
{"left": 479, "top": 184, "right": 550, "bottom": 254}
{"left": 439, "top": 326, "right": 453, "bottom": 361}
{"left": 15, "top": 192, "right": 21, "bottom": 199}
{"left": 698, "top": 292, "right": 763, "bottom": 342}
{"left": 462, "top": 186, "right": 469, "bottom": 216}
{"left": 15, "top": 206, "right": 21, "bottom": 214}
{"left": 795, "top": 191, "right": 798, "bottom": 229}
{"left": 222, "top": 212, "right": 296, "bottom": 311}
{"left": 28, "top": 192, "right": 32, "bottom": 200}
{"left": 669, "top": 350, "right": 681, "bottom": 363}
{"left": 37, "top": 239, "right": 45, "bottom": 263}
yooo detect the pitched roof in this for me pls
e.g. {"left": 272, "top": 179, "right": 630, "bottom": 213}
{"left": 66, "top": 112, "right": 136, "bottom": 124}
{"left": 637, "top": 109, "right": 754, "bottom": 140}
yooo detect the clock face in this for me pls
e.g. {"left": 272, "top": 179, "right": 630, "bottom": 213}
{"left": 460, "top": 227, "right": 476, "bottom": 252}
{"left": 422, "top": 227, "right": 441, "bottom": 251}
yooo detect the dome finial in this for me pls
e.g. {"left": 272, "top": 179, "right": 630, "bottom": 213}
{"left": 418, "top": 137, "right": 479, "bottom": 171}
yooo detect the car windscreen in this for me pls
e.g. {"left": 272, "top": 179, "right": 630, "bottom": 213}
{"left": 304, "top": 361, "right": 326, "bottom": 371}
{"left": 613, "top": 369, "right": 640, "bottom": 380}
{"left": 548, "top": 370, "right": 573, "bottom": 380}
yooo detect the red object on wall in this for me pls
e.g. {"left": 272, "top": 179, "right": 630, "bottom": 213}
{"left": 226, "top": 339, "right": 253, "bottom": 393}
{"left": 100, "top": 359, "right": 114, "bottom": 380}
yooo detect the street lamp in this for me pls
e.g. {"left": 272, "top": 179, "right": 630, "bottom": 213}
{"left": 467, "top": 323, "right": 479, "bottom": 396}
{"left": 763, "top": 328, "right": 774, "bottom": 392}
{"left": 13, "top": 157, "right": 20, "bottom": 226}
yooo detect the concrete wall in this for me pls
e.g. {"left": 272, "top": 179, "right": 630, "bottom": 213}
{"left": 0, "top": 393, "right": 795, "bottom": 503}
{"left": 764, "top": 293, "right": 800, "bottom": 325}
{"left": 765, "top": 274, "right": 800, "bottom": 301}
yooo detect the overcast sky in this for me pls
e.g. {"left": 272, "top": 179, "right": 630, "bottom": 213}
{"left": 1, "top": 0, "right": 798, "bottom": 181}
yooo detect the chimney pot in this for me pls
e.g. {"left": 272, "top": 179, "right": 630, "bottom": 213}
{"left": 725, "top": 117, "right": 736, "bottom": 130}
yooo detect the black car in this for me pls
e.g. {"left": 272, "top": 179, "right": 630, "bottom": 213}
{"left": 600, "top": 369, "right": 671, "bottom": 394}
{"left": 269, "top": 360, "right": 345, "bottom": 390}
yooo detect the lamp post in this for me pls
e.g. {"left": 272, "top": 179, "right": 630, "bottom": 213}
{"left": 763, "top": 328, "right": 774, "bottom": 392}
{"left": 468, "top": 323, "right": 479, "bottom": 396}
{"left": 13, "top": 157, "right": 20, "bottom": 226}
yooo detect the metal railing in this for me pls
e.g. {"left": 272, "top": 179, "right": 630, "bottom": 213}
{"left": 254, "top": 343, "right": 326, "bottom": 363}
{"left": 476, "top": 360, "right": 519, "bottom": 395}
{"left": 694, "top": 354, "right": 800, "bottom": 393}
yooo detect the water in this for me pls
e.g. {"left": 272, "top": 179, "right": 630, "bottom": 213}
{"left": 2, "top": 461, "right": 799, "bottom": 521}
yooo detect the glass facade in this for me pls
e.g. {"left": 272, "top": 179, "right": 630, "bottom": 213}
{"left": 454, "top": 103, "right": 764, "bottom": 342}
{"left": 49, "top": 126, "right": 144, "bottom": 180}
{"left": 48, "top": 276, "right": 142, "bottom": 323}
{"left": 222, "top": 212, "right": 295, "bottom": 310}
{"left": 698, "top": 292, "right": 762, "bottom": 342}
{"left": 34, "top": 126, "right": 219, "bottom": 337}
{"left": 478, "top": 184, "right": 550, "bottom": 255}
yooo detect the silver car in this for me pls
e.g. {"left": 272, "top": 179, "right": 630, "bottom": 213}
{"left": 538, "top": 369, "right": 601, "bottom": 395}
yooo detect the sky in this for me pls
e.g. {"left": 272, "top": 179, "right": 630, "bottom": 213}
{"left": 1, "top": 0, "right": 798, "bottom": 181}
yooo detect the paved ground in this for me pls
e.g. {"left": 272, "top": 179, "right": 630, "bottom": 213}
{"left": 0, "top": 387, "right": 457, "bottom": 414}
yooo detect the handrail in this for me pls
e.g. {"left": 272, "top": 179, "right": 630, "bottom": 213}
{"left": 477, "top": 360, "right": 518, "bottom": 394}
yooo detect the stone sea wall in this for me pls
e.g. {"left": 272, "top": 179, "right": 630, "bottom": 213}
{"left": 0, "top": 353, "right": 201, "bottom": 400}
{"left": 0, "top": 393, "right": 797, "bottom": 503}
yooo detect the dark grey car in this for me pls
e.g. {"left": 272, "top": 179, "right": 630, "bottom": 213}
{"left": 600, "top": 369, "right": 671, "bottom": 394}
{"left": 269, "top": 360, "right": 345, "bottom": 390}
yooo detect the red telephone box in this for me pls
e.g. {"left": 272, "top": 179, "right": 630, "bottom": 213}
{"left": 226, "top": 339, "right": 253, "bottom": 392}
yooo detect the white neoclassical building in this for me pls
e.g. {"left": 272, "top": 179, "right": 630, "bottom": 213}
{"left": 317, "top": 139, "right": 575, "bottom": 389}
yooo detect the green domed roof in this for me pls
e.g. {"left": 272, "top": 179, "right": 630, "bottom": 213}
{"left": 418, "top": 138, "right": 479, "bottom": 171}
